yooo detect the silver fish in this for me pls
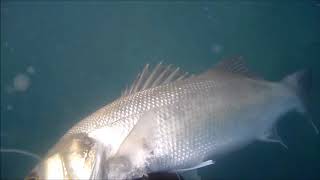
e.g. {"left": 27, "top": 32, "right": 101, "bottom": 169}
{"left": 26, "top": 57, "right": 317, "bottom": 180}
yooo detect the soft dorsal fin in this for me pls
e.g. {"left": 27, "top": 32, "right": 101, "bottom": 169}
{"left": 215, "top": 56, "right": 249, "bottom": 73}
{"left": 204, "top": 56, "right": 261, "bottom": 79}
{"left": 122, "top": 63, "right": 190, "bottom": 96}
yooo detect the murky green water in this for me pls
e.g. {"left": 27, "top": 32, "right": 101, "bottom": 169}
{"left": 1, "top": 1, "right": 319, "bottom": 179}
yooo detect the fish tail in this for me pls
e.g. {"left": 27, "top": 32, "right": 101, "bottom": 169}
{"left": 282, "top": 69, "right": 319, "bottom": 134}
{"left": 282, "top": 69, "right": 311, "bottom": 113}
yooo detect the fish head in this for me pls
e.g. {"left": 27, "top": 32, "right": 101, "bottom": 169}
{"left": 25, "top": 134, "right": 103, "bottom": 180}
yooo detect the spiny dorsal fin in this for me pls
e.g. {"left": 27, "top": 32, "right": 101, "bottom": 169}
{"left": 205, "top": 56, "right": 261, "bottom": 79}
{"left": 122, "top": 63, "right": 190, "bottom": 97}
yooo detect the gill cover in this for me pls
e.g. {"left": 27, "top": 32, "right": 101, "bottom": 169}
{"left": 25, "top": 134, "right": 103, "bottom": 180}
{"left": 59, "top": 134, "right": 97, "bottom": 179}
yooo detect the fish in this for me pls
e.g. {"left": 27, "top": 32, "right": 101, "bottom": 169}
{"left": 25, "top": 57, "right": 318, "bottom": 180}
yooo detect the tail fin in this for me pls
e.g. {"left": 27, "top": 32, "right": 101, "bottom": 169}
{"left": 282, "top": 69, "right": 319, "bottom": 134}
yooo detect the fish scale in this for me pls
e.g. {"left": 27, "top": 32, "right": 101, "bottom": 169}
{"left": 147, "top": 81, "right": 218, "bottom": 171}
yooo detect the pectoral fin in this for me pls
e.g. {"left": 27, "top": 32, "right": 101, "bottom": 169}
{"left": 175, "top": 160, "right": 215, "bottom": 173}
{"left": 174, "top": 160, "right": 214, "bottom": 180}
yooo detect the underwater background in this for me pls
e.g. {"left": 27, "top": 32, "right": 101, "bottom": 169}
{"left": 1, "top": 1, "right": 320, "bottom": 179}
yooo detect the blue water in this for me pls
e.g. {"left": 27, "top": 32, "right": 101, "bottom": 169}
{"left": 1, "top": 1, "right": 320, "bottom": 179}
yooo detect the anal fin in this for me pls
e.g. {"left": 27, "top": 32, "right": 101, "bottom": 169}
{"left": 259, "top": 127, "right": 288, "bottom": 149}
{"left": 180, "top": 170, "right": 202, "bottom": 180}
